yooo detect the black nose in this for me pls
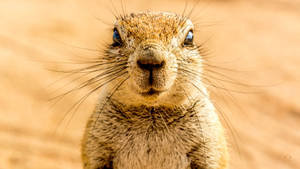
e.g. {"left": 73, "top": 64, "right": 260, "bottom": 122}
{"left": 137, "top": 59, "right": 165, "bottom": 71}
{"left": 137, "top": 48, "right": 165, "bottom": 71}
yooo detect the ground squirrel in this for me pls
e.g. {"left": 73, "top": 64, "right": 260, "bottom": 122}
{"left": 81, "top": 11, "right": 228, "bottom": 169}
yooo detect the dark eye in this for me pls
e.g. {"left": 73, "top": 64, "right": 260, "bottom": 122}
{"left": 183, "top": 30, "right": 194, "bottom": 47}
{"left": 112, "top": 28, "right": 122, "bottom": 47}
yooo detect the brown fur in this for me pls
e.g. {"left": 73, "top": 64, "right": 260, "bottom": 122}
{"left": 81, "top": 11, "right": 228, "bottom": 169}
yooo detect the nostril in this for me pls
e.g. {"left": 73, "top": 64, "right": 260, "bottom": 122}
{"left": 137, "top": 60, "right": 151, "bottom": 70}
{"left": 137, "top": 60, "right": 165, "bottom": 70}
{"left": 156, "top": 60, "right": 165, "bottom": 68}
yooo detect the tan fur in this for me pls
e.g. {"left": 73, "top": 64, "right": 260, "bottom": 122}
{"left": 81, "top": 11, "right": 228, "bottom": 169}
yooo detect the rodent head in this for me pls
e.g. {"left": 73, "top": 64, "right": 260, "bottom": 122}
{"left": 105, "top": 12, "right": 205, "bottom": 106}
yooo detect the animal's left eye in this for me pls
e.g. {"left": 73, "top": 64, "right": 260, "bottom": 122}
{"left": 112, "top": 28, "right": 122, "bottom": 47}
{"left": 183, "top": 30, "right": 194, "bottom": 47}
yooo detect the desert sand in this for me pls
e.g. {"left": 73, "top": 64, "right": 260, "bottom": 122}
{"left": 0, "top": 0, "right": 299, "bottom": 169}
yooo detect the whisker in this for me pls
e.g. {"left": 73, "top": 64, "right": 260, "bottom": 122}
{"left": 110, "top": 0, "right": 121, "bottom": 19}
{"left": 187, "top": 0, "right": 201, "bottom": 19}
{"left": 48, "top": 61, "right": 127, "bottom": 86}
{"left": 49, "top": 63, "right": 128, "bottom": 95}
{"left": 177, "top": 65, "right": 259, "bottom": 94}
{"left": 55, "top": 70, "right": 128, "bottom": 133}
{"left": 176, "top": 72, "right": 241, "bottom": 157}
{"left": 120, "top": 0, "right": 126, "bottom": 17}
{"left": 49, "top": 66, "right": 128, "bottom": 108}
{"left": 181, "top": 0, "right": 189, "bottom": 17}
{"left": 49, "top": 60, "right": 127, "bottom": 74}
{"left": 92, "top": 75, "right": 130, "bottom": 130}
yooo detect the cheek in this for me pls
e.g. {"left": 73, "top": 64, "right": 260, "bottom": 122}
{"left": 127, "top": 53, "right": 139, "bottom": 76}
{"left": 127, "top": 54, "right": 147, "bottom": 90}
{"left": 161, "top": 53, "right": 178, "bottom": 86}
{"left": 166, "top": 53, "right": 178, "bottom": 69}
{"left": 183, "top": 49, "right": 202, "bottom": 63}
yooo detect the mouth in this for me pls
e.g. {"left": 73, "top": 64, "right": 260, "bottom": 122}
{"left": 140, "top": 88, "right": 165, "bottom": 97}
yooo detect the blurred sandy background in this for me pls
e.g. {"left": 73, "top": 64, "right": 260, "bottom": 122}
{"left": 0, "top": 0, "right": 299, "bottom": 169}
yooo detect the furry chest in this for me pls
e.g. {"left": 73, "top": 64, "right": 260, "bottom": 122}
{"left": 101, "top": 102, "right": 201, "bottom": 169}
{"left": 113, "top": 131, "right": 191, "bottom": 169}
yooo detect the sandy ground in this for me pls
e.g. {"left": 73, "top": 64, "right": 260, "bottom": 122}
{"left": 0, "top": 0, "right": 299, "bottom": 169}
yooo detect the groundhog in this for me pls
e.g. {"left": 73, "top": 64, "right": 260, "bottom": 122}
{"left": 81, "top": 11, "right": 228, "bottom": 169}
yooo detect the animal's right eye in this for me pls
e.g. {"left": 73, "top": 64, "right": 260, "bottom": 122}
{"left": 112, "top": 28, "right": 122, "bottom": 47}
{"left": 183, "top": 30, "right": 194, "bottom": 47}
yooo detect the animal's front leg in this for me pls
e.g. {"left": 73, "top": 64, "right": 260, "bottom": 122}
{"left": 188, "top": 139, "right": 228, "bottom": 169}
{"left": 81, "top": 125, "right": 114, "bottom": 169}
{"left": 81, "top": 138, "right": 114, "bottom": 169}
{"left": 81, "top": 139, "right": 114, "bottom": 169}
